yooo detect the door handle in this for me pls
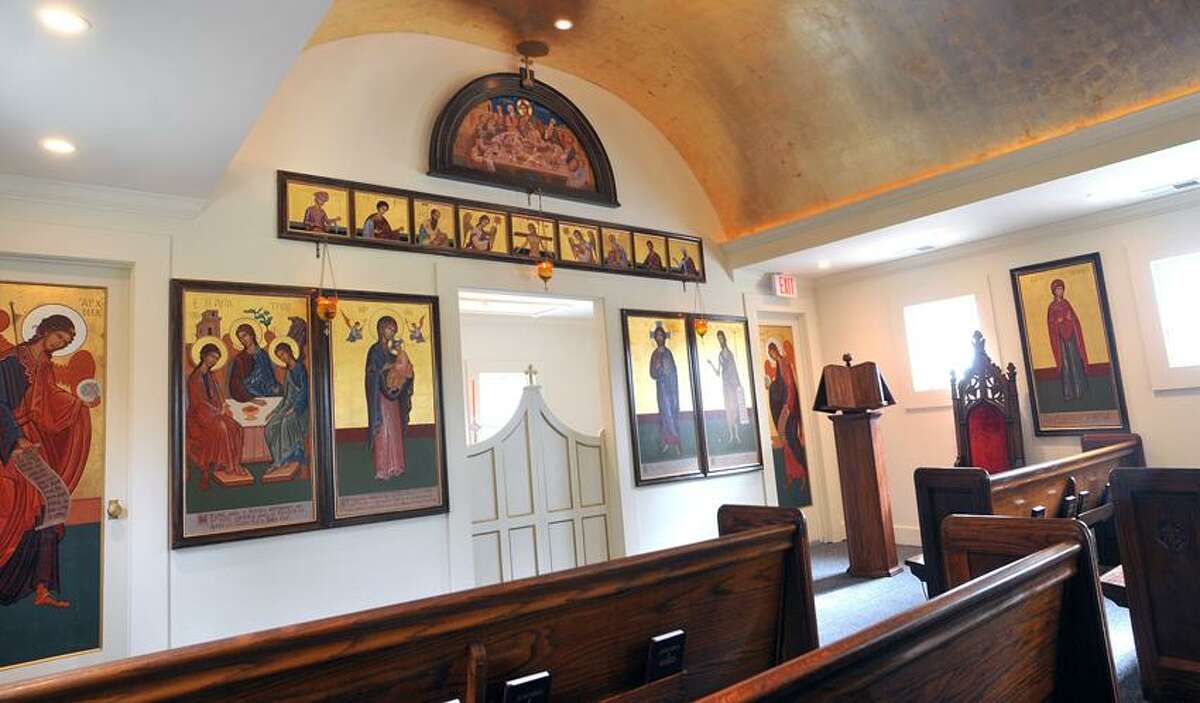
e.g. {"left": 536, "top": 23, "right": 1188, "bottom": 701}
{"left": 106, "top": 499, "right": 127, "bottom": 520}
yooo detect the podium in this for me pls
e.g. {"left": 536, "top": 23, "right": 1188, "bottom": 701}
{"left": 814, "top": 354, "right": 901, "bottom": 578}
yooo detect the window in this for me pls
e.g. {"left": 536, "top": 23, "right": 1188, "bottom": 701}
{"left": 1151, "top": 251, "right": 1200, "bottom": 369}
{"left": 468, "top": 371, "right": 527, "bottom": 443}
{"left": 902, "top": 294, "right": 982, "bottom": 392}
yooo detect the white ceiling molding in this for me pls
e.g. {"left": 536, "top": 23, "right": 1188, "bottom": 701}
{"left": 0, "top": 172, "right": 208, "bottom": 219}
{"left": 812, "top": 185, "right": 1200, "bottom": 289}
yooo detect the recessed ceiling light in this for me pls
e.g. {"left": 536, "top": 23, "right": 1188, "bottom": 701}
{"left": 554, "top": 18, "right": 573, "bottom": 30}
{"left": 40, "top": 137, "right": 76, "bottom": 155}
{"left": 37, "top": 6, "right": 91, "bottom": 35}
{"left": 817, "top": 260, "right": 832, "bottom": 270}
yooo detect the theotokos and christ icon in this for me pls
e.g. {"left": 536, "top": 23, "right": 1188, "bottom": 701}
{"left": 326, "top": 293, "right": 446, "bottom": 524}
{"left": 0, "top": 281, "right": 106, "bottom": 669}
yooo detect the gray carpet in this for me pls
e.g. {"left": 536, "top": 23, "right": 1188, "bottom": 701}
{"left": 810, "top": 541, "right": 1143, "bottom": 701}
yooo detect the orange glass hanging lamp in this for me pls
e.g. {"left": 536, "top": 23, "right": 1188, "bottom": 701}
{"left": 526, "top": 182, "right": 555, "bottom": 291}
{"left": 690, "top": 272, "right": 707, "bottom": 337}
{"left": 315, "top": 241, "right": 339, "bottom": 324}
{"left": 536, "top": 255, "right": 554, "bottom": 290}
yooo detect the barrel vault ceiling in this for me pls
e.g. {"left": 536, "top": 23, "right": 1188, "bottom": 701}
{"left": 309, "top": 0, "right": 1200, "bottom": 242}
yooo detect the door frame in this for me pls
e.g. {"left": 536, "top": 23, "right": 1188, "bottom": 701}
{"left": 0, "top": 218, "right": 172, "bottom": 677}
{"left": 436, "top": 260, "right": 624, "bottom": 590}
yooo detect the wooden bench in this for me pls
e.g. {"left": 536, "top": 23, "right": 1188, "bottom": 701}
{"left": 912, "top": 432, "right": 1143, "bottom": 597}
{"left": 0, "top": 505, "right": 817, "bottom": 703}
{"left": 698, "top": 514, "right": 1117, "bottom": 702}
{"left": 1111, "top": 468, "right": 1200, "bottom": 702}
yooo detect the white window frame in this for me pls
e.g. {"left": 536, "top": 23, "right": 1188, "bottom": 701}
{"left": 890, "top": 274, "right": 1000, "bottom": 410}
{"left": 1127, "top": 231, "right": 1200, "bottom": 390}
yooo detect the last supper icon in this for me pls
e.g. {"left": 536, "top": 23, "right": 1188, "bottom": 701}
{"left": 430, "top": 74, "right": 618, "bottom": 206}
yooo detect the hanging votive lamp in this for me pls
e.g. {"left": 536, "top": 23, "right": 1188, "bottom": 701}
{"left": 536, "top": 256, "right": 554, "bottom": 290}
{"left": 316, "top": 293, "right": 339, "bottom": 322}
{"left": 694, "top": 317, "right": 709, "bottom": 337}
{"left": 315, "top": 241, "right": 340, "bottom": 323}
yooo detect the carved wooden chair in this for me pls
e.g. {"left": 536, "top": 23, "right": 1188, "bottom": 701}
{"left": 951, "top": 330, "right": 1025, "bottom": 473}
{"left": 907, "top": 331, "right": 1026, "bottom": 587}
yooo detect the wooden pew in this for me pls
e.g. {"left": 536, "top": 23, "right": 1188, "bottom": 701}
{"left": 698, "top": 514, "right": 1117, "bottom": 702}
{"left": 912, "top": 431, "right": 1143, "bottom": 597}
{"left": 0, "top": 505, "right": 817, "bottom": 703}
{"left": 1111, "top": 468, "right": 1200, "bottom": 702}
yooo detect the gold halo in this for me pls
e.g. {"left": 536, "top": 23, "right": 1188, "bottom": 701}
{"left": 227, "top": 317, "right": 266, "bottom": 350}
{"left": 268, "top": 336, "right": 301, "bottom": 367}
{"left": 190, "top": 335, "right": 228, "bottom": 370}
{"left": 22, "top": 303, "right": 88, "bottom": 357}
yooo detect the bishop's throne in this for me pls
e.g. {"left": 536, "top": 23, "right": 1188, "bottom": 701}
{"left": 950, "top": 330, "right": 1025, "bottom": 473}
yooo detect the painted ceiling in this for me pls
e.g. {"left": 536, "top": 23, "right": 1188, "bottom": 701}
{"left": 309, "top": 1, "right": 1200, "bottom": 240}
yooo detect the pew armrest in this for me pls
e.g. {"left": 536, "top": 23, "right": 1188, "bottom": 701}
{"left": 1078, "top": 501, "right": 1113, "bottom": 527}
{"left": 905, "top": 553, "right": 928, "bottom": 583}
{"left": 1099, "top": 566, "right": 1127, "bottom": 608}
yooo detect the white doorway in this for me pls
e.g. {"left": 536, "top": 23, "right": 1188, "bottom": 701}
{"left": 458, "top": 291, "right": 620, "bottom": 584}
{"left": 460, "top": 291, "right": 605, "bottom": 441}
{"left": 0, "top": 257, "right": 130, "bottom": 682}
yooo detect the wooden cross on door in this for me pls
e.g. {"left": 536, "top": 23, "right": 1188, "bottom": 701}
{"left": 524, "top": 364, "right": 539, "bottom": 386}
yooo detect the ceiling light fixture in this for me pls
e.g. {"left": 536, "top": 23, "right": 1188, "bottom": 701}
{"left": 40, "top": 137, "right": 76, "bottom": 155}
{"left": 37, "top": 6, "right": 91, "bottom": 35}
{"left": 516, "top": 40, "right": 549, "bottom": 88}
{"left": 554, "top": 18, "right": 573, "bottom": 30}
{"left": 817, "top": 260, "right": 832, "bottom": 270}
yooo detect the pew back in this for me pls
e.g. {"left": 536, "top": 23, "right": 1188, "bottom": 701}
{"left": 699, "top": 515, "right": 1117, "bottom": 703}
{"left": 0, "top": 506, "right": 816, "bottom": 703}
{"left": 1112, "top": 468, "right": 1200, "bottom": 702}
{"left": 915, "top": 432, "right": 1142, "bottom": 596}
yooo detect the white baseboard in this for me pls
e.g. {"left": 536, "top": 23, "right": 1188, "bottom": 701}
{"left": 810, "top": 522, "right": 921, "bottom": 548}
{"left": 894, "top": 524, "right": 922, "bottom": 548}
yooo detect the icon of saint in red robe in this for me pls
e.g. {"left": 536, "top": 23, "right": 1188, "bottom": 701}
{"left": 1047, "top": 279, "right": 1089, "bottom": 401}
{"left": 766, "top": 341, "right": 807, "bottom": 485}
{"left": 186, "top": 341, "right": 250, "bottom": 489}
{"left": 0, "top": 313, "right": 97, "bottom": 609}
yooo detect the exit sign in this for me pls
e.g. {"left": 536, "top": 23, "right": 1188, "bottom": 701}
{"left": 772, "top": 273, "right": 797, "bottom": 298}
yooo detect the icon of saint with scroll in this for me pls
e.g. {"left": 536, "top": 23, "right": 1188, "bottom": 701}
{"left": 0, "top": 309, "right": 100, "bottom": 609}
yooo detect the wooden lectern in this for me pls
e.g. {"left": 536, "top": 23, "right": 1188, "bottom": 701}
{"left": 813, "top": 354, "right": 901, "bottom": 578}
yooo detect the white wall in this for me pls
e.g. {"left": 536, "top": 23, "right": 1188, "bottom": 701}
{"left": 1, "top": 30, "right": 773, "bottom": 659}
{"left": 459, "top": 313, "right": 606, "bottom": 436}
{"left": 164, "top": 32, "right": 770, "bottom": 646}
{"left": 813, "top": 194, "right": 1200, "bottom": 546}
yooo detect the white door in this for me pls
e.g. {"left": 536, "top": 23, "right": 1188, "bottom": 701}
{"left": 0, "top": 258, "right": 129, "bottom": 682}
{"left": 467, "top": 385, "right": 612, "bottom": 585}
